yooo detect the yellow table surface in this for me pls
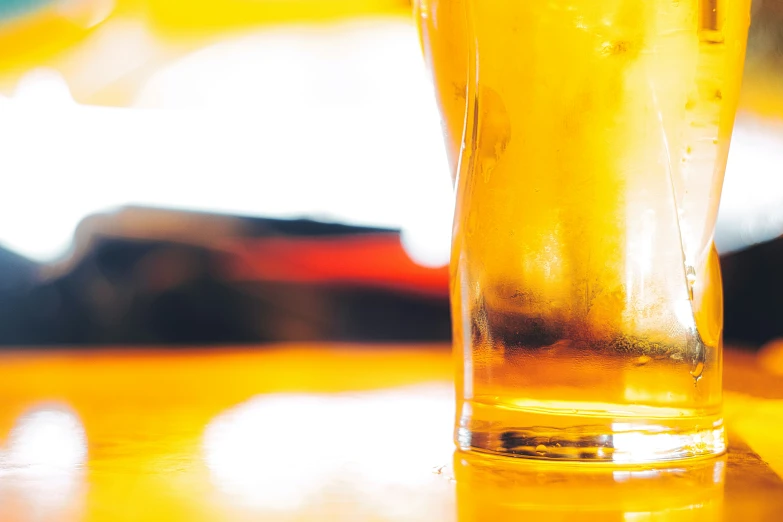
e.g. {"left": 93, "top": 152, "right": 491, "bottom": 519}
{"left": 0, "top": 345, "right": 782, "bottom": 521}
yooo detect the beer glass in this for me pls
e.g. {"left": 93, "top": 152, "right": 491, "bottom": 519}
{"left": 416, "top": 0, "right": 751, "bottom": 461}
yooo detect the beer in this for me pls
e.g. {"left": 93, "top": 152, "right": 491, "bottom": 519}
{"left": 417, "top": 0, "right": 750, "bottom": 460}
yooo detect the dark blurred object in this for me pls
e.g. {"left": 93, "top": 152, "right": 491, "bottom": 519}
{"left": 0, "top": 207, "right": 450, "bottom": 347}
{"left": 722, "top": 236, "right": 783, "bottom": 347}
{"left": 4, "top": 207, "right": 783, "bottom": 348}
{"left": 0, "top": 246, "right": 38, "bottom": 344}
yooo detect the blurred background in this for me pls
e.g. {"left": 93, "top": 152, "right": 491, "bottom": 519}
{"left": 0, "top": 0, "right": 780, "bottom": 349}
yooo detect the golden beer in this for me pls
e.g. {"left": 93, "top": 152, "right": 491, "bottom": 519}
{"left": 417, "top": 0, "right": 750, "bottom": 460}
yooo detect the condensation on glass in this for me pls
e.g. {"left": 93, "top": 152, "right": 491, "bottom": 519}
{"left": 417, "top": 0, "right": 750, "bottom": 461}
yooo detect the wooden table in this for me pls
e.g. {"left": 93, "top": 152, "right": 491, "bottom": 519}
{"left": 1, "top": 345, "right": 782, "bottom": 521}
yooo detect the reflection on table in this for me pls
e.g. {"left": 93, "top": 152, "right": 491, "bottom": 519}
{"left": 1, "top": 346, "right": 783, "bottom": 521}
{"left": 456, "top": 451, "right": 725, "bottom": 521}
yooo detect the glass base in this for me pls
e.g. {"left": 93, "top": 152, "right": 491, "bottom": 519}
{"left": 457, "top": 401, "right": 726, "bottom": 463}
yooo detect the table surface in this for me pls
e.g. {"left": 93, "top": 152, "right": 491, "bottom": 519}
{"left": 1, "top": 345, "right": 783, "bottom": 521}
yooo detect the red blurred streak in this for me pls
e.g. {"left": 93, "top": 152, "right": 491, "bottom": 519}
{"left": 219, "top": 234, "right": 450, "bottom": 297}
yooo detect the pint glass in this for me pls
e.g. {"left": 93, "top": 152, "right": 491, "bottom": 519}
{"left": 417, "top": 0, "right": 751, "bottom": 461}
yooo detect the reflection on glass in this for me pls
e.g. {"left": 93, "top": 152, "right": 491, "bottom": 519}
{"left": 0, "top": 405, "right": 88, "bottom": 520}
{"left": 455, "top": 451, "right": 725, "bottom": 521}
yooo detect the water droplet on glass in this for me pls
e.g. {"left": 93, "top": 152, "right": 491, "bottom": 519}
{"left": 690, "top": 361, "right": 705, "bottom": 381}
{"left": 685, "top": 264, "right": 696, "bottom": 300}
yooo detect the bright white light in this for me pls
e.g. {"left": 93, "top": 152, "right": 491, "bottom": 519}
{"left": 611, "top": 428, "right": 686, "bottom": 464}
{"left": 13, "top": 68, "right": 76, "bottom": 108}
{"left": 203, "top": 394, "right": 336, "bottom": 511}
{"left": 400, "top": 223, "right": 452, "bottom": 269}
{"left": 0, "top": 405, "right": 88, "bottom": 516}
{"left": 610, "top": 423, "right": 725, "bottom": 464}
{"left": 716, "top": 114, "right": 783, "bottom": 253}
{"left": 4, "top": 407, "right": 87, "bottom": 471}
{"left": 203, "top": 384, "right": 454, "bottom": 518}
{"left": 400, "top": 172, "right": 454, "bottom": 268}
{"left": 673, "top": 299, "right": 697, "bottom": 329}
{"left": 0, "top": 21, "right": 451, "bottom": 263}
{"left": 713, "top": 458, "right": 725, "bottom": 484}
